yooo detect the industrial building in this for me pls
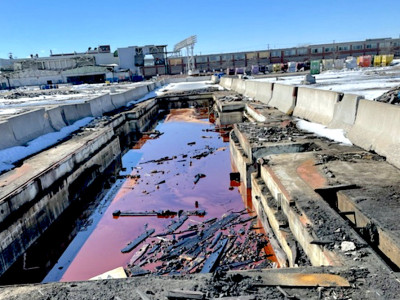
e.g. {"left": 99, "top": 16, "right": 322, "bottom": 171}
{"left": 1, "top": 37, "right": 400, "bottom": 89}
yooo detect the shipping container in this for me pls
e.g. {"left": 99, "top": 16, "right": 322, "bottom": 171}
{"left": 334, "top": 59, "right": 345, "bottom": 70}
{"left": 169, "top": 58, "right": 183, "bottom": 66}
{"left": 381, "top": 54, "right": 394, "bottom": 66}
{"left": 287, "top": 62, "right": 297, "bottom": 72}
{"left": 273, "top": 63, "right": 282, "bottom": 72}
{"left": 235, "top": 67, "right": 244, "bottom": 75}
{"left": 359, "top": 55, "right": 372, "bottom": 67}
{"left": 373, "top": 55, "right": 382, "bottom": 67}
{"left": 310, "top": 60, "right": 320, "bottom": 74}
{"left": 322, "top": 59, "right": 334, "bottom": 70}
{"left": 251, "top": 65, "right": 259, "bottom": 74}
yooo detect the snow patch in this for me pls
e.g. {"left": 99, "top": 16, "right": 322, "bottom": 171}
{"left": 296, "top": 119, "right": 352, "bottom": 145}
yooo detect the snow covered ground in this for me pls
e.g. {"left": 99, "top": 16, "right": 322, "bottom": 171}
{"left": 252, "top": 62, "right": 400, "bottom": 100}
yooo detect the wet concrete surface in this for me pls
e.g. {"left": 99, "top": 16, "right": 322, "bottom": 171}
{"left": 43, "top": 108, "right": 275, "bottom": 282}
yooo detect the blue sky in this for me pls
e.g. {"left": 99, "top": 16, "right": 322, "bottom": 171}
{"left": 1, "top": 0, "right": 400, "bottom": 59}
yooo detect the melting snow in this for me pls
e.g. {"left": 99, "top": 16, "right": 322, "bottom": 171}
{"left": 296, "top": 119, "right": 352, "bottom": 145}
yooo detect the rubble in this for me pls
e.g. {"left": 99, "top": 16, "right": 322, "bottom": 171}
{"left": 375, "top": 85, "right": 400, "bottom": 103}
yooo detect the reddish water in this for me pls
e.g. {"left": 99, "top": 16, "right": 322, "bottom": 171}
{"left": 54, "top": 109, "right": 253, "bottom": 281}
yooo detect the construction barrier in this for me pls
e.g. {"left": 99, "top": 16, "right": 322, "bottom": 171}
{"left": 348, "top": 100, "right": 400, "bottom": 169}
{"left": 46, "top": 106, "right": 68, "bottom": 131}
{"left": 62, "top": 103, "right": 92, "bottom": 125}
{"left": 243, "top": 80, "right": 258, "bottom": 99}
{"left": 328, "top": 93, "right": 362, "bottom": 132}
{"left": 236, "top": 79, "right": 246, "bottom": 95}
{"left": 230, "top": 78, "right": 240, "bottom": 92}
{"left": 87, "top": 94, "right": 115, "bottom": 117}
{"left": 220, "top": 77, "right": 233, "bottom": 89}
{"left": 294, "top": 87, "right": 340, "bottom": 125}
{"left": 0, "top": 121, "right": 18, "bottom": 150}
{"left": 7, "top": 109, "right": 53, "bottom": 144}
{"left": 268, "top": 83, "right": 297, "bottom": 115}
{"left": 111, "top": 92, "right": 127, "bottom": 109}
{"left": 254, "top": 81, "right": 273, "bottom": 104}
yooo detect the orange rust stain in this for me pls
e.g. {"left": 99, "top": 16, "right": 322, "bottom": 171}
{"left": 296, "top": 159, "right": 327, "bottom": 190}
{"left": 264, "top": 166, "right": 292, "bottom": 202}
{"left": 253, "top": 219, "right": 280, "bottom": 267}
{"left": 164, "top": 108, "right": 209, "bottom": 124}
{"left": 132, "top": 135, "right": 151, "bottom": 149}
{"left": 0, "top": 164, "right": 32, "bottom": 187}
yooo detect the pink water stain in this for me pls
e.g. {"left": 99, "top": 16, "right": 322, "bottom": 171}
{"left": 60, "top": 111, "right": 245, "bottom": 281}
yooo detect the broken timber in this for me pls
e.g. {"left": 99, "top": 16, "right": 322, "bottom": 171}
{"left": 129, "top": 244, "right": 149, "bottom": 265}
{"left": 121, "top": 229, "right": 155, "bottom": 253}
{"left": 200, "top": 238, "right": 229, "bottom": 273}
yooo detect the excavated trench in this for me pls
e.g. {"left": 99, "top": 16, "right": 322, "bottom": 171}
{"left": 0, "top": 99, "right": 279, "bottom": 285}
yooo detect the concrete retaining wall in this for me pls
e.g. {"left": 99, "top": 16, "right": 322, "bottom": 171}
{"left": 328, "top": 94, "right": 362, "bottom": 132}
{"left": 348, "top": 100, "right": 400, "bottom": 169}
{"left": 294, "top": 87, "right": 341, "bottom": 125}
{"left": 269, "top": 84, "right": 297, "bottom": 115}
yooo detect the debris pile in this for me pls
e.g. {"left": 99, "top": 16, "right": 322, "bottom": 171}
{"left": 236, "top": 121, "right": 313, "bottom": 144}
{"left": 119, "top": 211, "right": 274, "bottom": 277}
{"left": 375, "top": 85, "right": 400, "bottom": 104}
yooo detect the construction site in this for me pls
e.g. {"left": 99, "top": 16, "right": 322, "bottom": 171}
{"left": 1, "top": 29, "right": 400, "bottom": 299}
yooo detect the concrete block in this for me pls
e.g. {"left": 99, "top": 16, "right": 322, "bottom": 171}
{"left": 269, "top": 83, "right": 297, "bottom": 115}
{"left": 211, "top": 75, "right": 220, "bottom": 84}
{"left": 62, "top": 103, "right": 92, "bottom": 125}
{"left": 46, "top": 106, "right": 67, "bottom": 131}
{"left": 127, "top": 86, "right": 149, "bottom": 103}
{"left": 220, "top": 77, "right": 233, "bottom": 89}
{"left": 231, "top": 78, "right": 240, "bottom": 92}
{"left": 7, "top": 109, "right": 53, "bottom": 144}
{"left": 348, "top": 100, "right": 400, "bottom": 169}
{"left": 236, "top": 79, "right": 246, "bottom": 95}
{"left": 294, "top": 87, "right": 340, "bottom": 125}
{"left": 328, "top": 93, "right": 362, "bottom": 132}
{"left": 0, "top": 121, "right": 18, "bottom": 150}
{"left": 244, "top": 80, "right": 257, "bottom": 99}
{"left": 254, "top": 81, "right": 273, "bottom": 104}
{"left": 87, "top": 94, "right": 115, "bottom": 117}
{"left": 111, "top": 92, "right": 127, "bottom": 109}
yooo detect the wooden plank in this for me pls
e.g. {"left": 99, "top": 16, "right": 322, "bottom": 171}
{"left": 129, "top": 244, "right": 149, "bottom": 265}
{"left": 200, "top": 238, "right": 228, "bottom": 273}
{"left": 121, "top": 229, "right": 155, "bottom": 253}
